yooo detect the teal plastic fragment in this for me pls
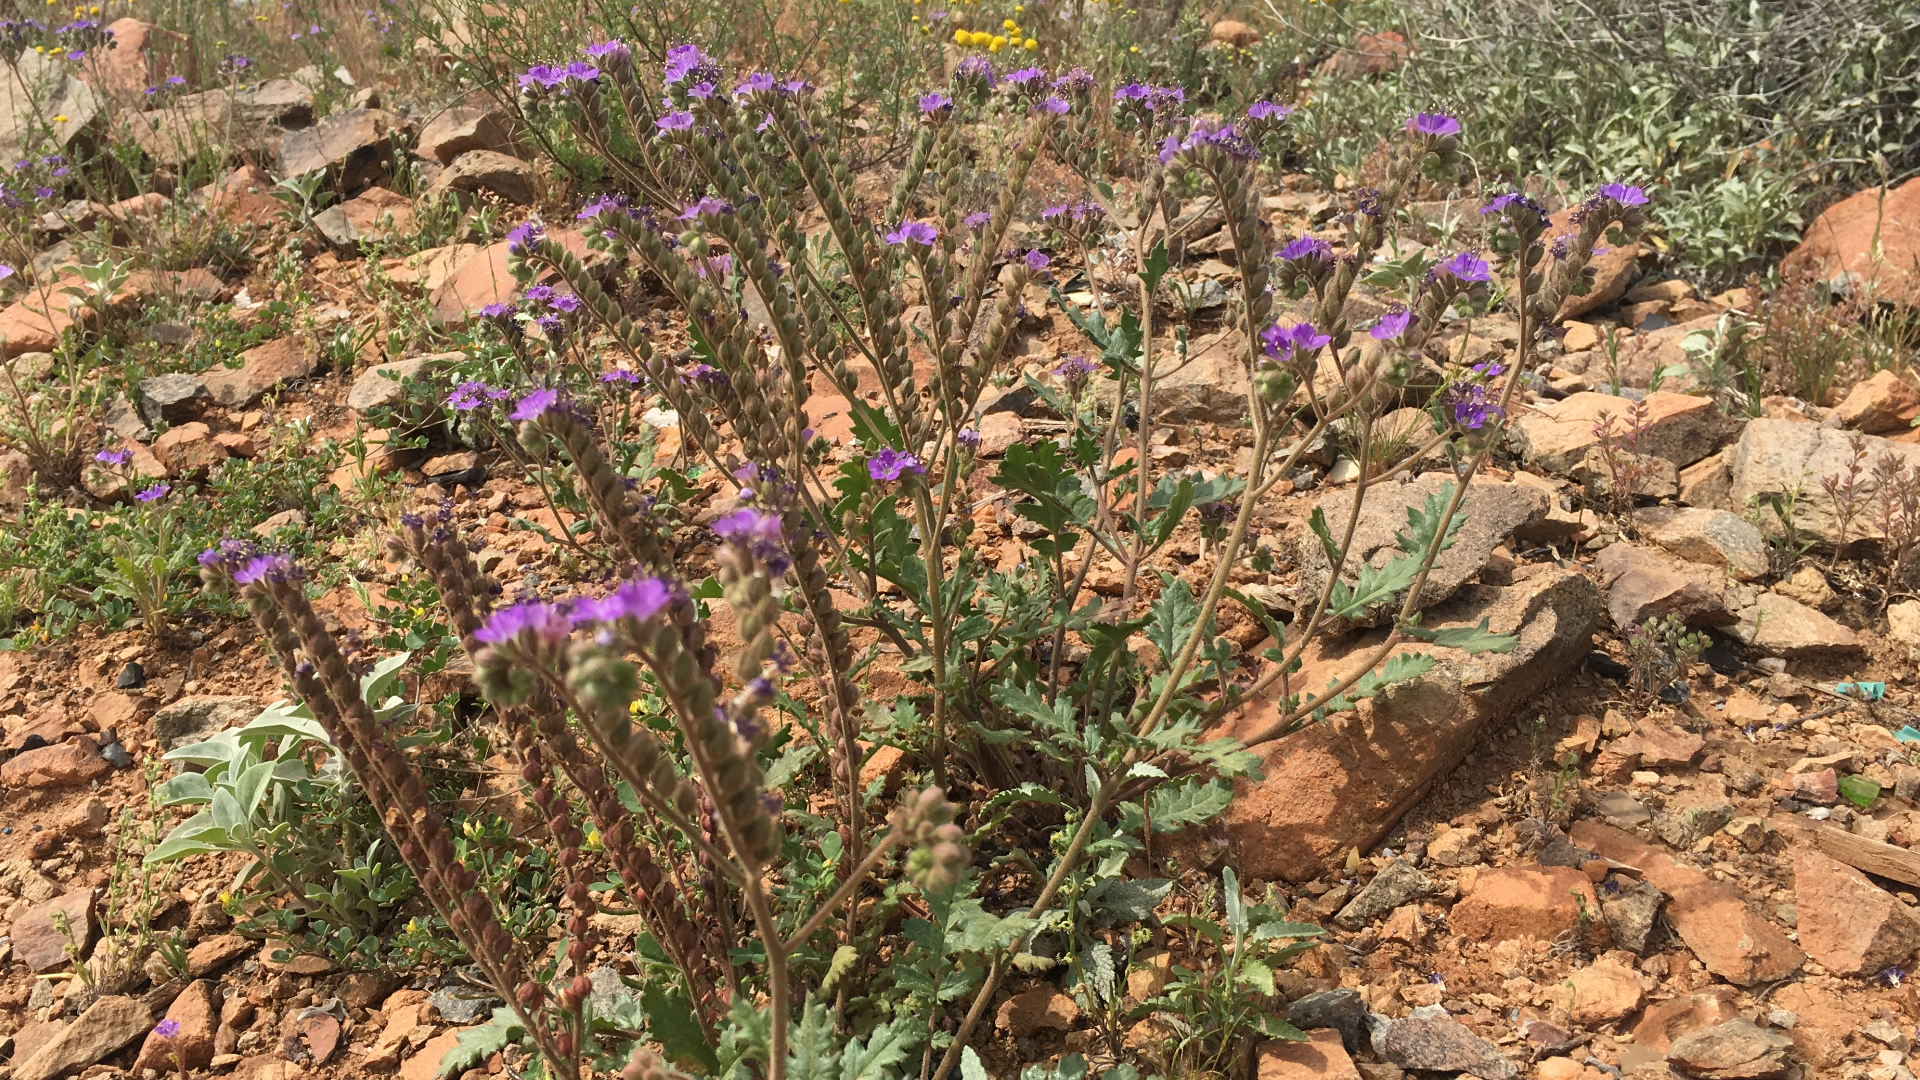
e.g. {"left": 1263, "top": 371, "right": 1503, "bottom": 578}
{"left": 1837, "top": 681, "right": 1886, "bottom": 700}
{"left": 1898, "top": 726, "right": 1920, "bottom": 744}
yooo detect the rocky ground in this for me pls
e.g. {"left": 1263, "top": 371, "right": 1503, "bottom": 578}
{"left": 3, "top": 14, "right": 1920, "bottom": 1080}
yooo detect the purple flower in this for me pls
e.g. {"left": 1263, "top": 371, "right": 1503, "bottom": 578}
{"left": 1039, "top": 95, "right": 1070, "bottom": 115}
{"left": 94, "top": 448, "right": 131, "bottom": 465}
{"left": 868, "top": 448, "right": 925, "bottom": 481}
{"left": 583, "top": 39, "right": 631, "bottom": 66}
{"left": 1023, "top": 249, "right": 1050, "bottom": 272}
{"left": 505, "top": 220, "right": 543, "bottom": 254}
{"left": 885, "top": 220, "right": 938, "bottom": 246}
{"left": 1449, "top": 389, "right": 1503, "bottom": 430}
{"left": 547, "top": 292, "right": 582, "bottom": 314}
{"left": 1599, "top": 182, "right": 1649, "bottom": 207}
{"left": 663, "top": 43, "right": 713, "bottom": 84}
{"left": 713, "top": 507, "right": 783, "bottom": 542}
{"left": 447, "top": 381, "right": 499, "bottom": 410}
{"left": 918, "top": 91, "right": 952, "bottom": 114}
{"left": 952, "top": 55, "right": 995, "bottom": 88}
{"left": 518, "top": 63, "right": 563, "bottom": 91}
{"left": 1438, "top": 251, "right": 1491, "bottom": 283}
{"left": 573, "top": 577, "right": 672, "bottom": 624}
{"left": 135, "top": 482, "right": 170, "bottom": 503}
{"left": 510, "top": 388, "right": 559, "bottom": 422}
{"left": 534, "top": 314, "right": 565, "bottom": 338}
{"left": 1052, "top": 68, "right": 1094, "bottom": 93}
{"left": 562, "top": 61, "right": 601, "bottom": 83}
{"left": 956, "top": 428, "right": 981, "bottom": 450}
{"left": 1004, "top": 66, "right": 1046, "bottom": 86}
{"left": 1370, "top": 308, "right": 1413, "bottom": 342}
{"left": 474, "top": 600, "right": 572, "bottom": 644}
{"left": 1246, "top": 100, "right": 1292, "bottom": 121}
{"left": 736, "top": 71, "right": 776, "bottom": 95}
{"left": 1260, "top": 321, "right": 1330, "bottom": 361}
{"left": 692, "top": 253, "right": 732, "bottom": 280}
{"left": 1279, "top": 235, "right": 1332, "bottom": 263}
{"left": 677, "top": 196, "right": 733, "bottom": 220}
{"left": 154, "top": 1020, "right": 181, "bottom": 1039}
{"left": 963, "top": 211, "right": 991, "bottom": 229}
{"left": 780, "top": 78, "right": 811, "bottom": 95}
{"left": 656, "top": 110, "right": 694, "bottom": 132}
{"left": 1113, "top": 83, "right": 1150, "bottom": 103}
{"left": 602, "top": 369, "right": 642, "bottom": 384}
{"left": 687, "top": 80, "right": 716, "bottom": 100}
{"left": 478, "top": 301, "right": 516, "bottom": 319}
{"left": 524, "top": 285, "right": 554, "bottom": 304}
{"left": 1054, "top": 355, "right": 1097, "bottom": 383}
{"left": 232, "top": 553, "right": 297, "bottom": 585}
{"left": 1406, "top": 112, "right": 1461, "bottom": 138}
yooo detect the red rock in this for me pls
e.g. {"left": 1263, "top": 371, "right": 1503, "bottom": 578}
{"left": 215, "top": 432, "right": 258, "bottom": 458}
{"left": 11, "top": 887, "right": 96, "bottom": 970}
{"left": 429, "top": 228, "right": 601, "bottom": 327}
{"left": 1570, "top": 821, "right": 1802, "bottom": 984}
{"left": 1, "top": 740, "right": 110, "bottom": 789}
{"left": 1793, "top": 846, "right": 1920, "bottom": 975}
{"left": 1257, "top": 1029, "right": 1361, "bottom": 1080}
{"left": 302, "top": 1011, "right": 341, "bottom": 1064}
{"left": 1555, "top": 958, "right": 1645, "bottom": 1026}
{"left": 1219, "top": 570, "right": 1602, "bottom": 880}
{"left": 1208, "top": 19, "right": 1262, "bottom": 48}
{"left": 0, "top": 289, "right": 82, "bottom": 358}
{"left": 1510, "top": 391, "right": 1726, "bottom": 475}
{"left": 206, "top": 164, "right": 286, "bottom": 224}
{"left": 1451, "top": 865, "right": 1605, "bottom": 945}
{"left": 11, "top": 1021, "right": 69, "bottom": 1067}
{"left": 152, "top": 421, "right": 228, "bottom": 475}
{"left": 1630, "top": 987, "right": 1738, "bottom": 1053}
{"left": 401, "top": 1031, "right": 466, "bottom": 1080}
{"left": 995, "top": 985, "right": 1079, "bottom": 1036}
{"left": 3, "top": 703, "right": 80, "bottom": 751}
{"left": 82, "top": 19, "right": 192, "bottom": 103}
{"left": 1733, "top": 594, "right": 1859, "bottom": 657}
{"left": 1545, "top": 207, "right": 1641, "bottom": 319}
{"left": 1593, "top": 542, "right": 1729, "bottom": 630}
{"left": 1318, "top": 30, "right": 1407, "bottom": 77}
{"left": 187, "top": 933, "right": 252, "bottom": 978}
{"left": 125, "top": 267, "right": 225, "bottom": 304}
{"left": 133, "top": 979, "right": 218, "bottom": 1072}
{"left": 415, "top": 104, "right": 516, "bottom": 164}
{"left": 200, "top": 337, "right": 319, "bottom": 408}
{"left": 1835, "top": 369, "right": 1920, "bottom": 434}
{"left": 1779, "top": 177, "right": 1920, "bottom": 304}
{"left": 1767, "top": 984, "right": 1853, "bottom": 1070}
{"left": 424, "top": 149, "right": 535, "bottom": 205}
{"left": 1781, "top": 768, "right": 1839, "bottom": 805}
{"left": 316, "top": 186, "right": 416, "bottom": 248}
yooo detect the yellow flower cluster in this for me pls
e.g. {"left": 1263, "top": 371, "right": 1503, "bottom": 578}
{"left": 952, "top": 19, "right": 1037, "bottom": 52}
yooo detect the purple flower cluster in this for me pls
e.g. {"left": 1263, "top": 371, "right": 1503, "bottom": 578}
{"left": 505, "top": 220, "right": 544, "bottom": 255}
{"left": 885, "top": 220, "right": 938, "bottom": 247}
{"left": 509, "top": 388, "right": 560, "bottom": 422}
{"left": 1114, "top": 83, "right": 1185, "bottom": 113}
{"left": 573, "top": 576, "right": 673, "bottom": 624}
{"left": 951, "top": 55, "right": 995, "bottom": 92}
{"left": 1159, "top": 117, "right": 1256, "bottom": 164}
{"left": 1279, "top": 235, "right": 1333, "bottom": 265}
{"left": 474, "top": 599, "right": 574, "bottom": 644}
{"left": 448, "top": 380, "right": 512, "bottom": 411}
{"left": 918, "top": 91, "right": 952, "bottom": 115}
{"left": 135, "top": 482, "right": 170, "bottom": 503}
{"left": 1260, "top": 321, "right": 1330, "bottom": 362}
{"left": 1370, "top": 308, "right": 1414, "bottom": 342}
{"left": 676, "top": 196, "right": 733, "bottom": 220}
{"left": 1598, "top": 182, "right": 1650, "bottom": 207}
{"left": 867, "top": 447, "right": 925, "bottom": 481}
{"left": 1443, "top": 360, "right": 1507, "bottom": 430}
{"left": 1054, "top": 354, "right": 1097, "bottom": 390}
{"left": 1041, "top": 202, "right": 1103, "bottom": 223}
{"left": 94, "top": 448, "right": 131, "bottom": 466}
{"left": 664, "top": 44, "right": 719, "bottom": 86}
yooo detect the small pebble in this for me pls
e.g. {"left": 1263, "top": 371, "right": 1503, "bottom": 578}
{"left": 116, "top": 661, "right": 145, "bottom": 689}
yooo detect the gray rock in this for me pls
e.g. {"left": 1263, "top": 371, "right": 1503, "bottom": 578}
{"left": 347, "top": 355, "right": 448, "bottom": 414}
{"left": 103, "top": 393, "right": 150, "bottom": 443}
{"left": 1666, "top": 1019, "right": 1793, "bottom": 1077}
{"left": 1296, "top": 473, "right": 1547, "bottom": 630}
{"left": 1334, "top": 859, "right": 1432, "bottom": 929}
{"left": 1655, "top": 802, "right": 1736, "bottom": 849}
{"left": 276, "top": 108, "right": 405, "bottom": 187}
{"left": 1286, "top": 989, "right": 1368, "bottom": 1053}
{"left": 586, "top": 966, "right": 631, "bottom": 1020}
{"left": 1595, "top": 790, "right": 1652, "bottom": 827}
{"left": 1379, "top": 1014, "right": 1517, "bottom": 1080}
{"left": 1593, "top": 542, "right": 1733, "bottom": 629}
{"left": 429, "top": 985, "right": 501, "bottom": 1024}
{"left": 14, "top": 995, "right": 151, "bottom": 1080}
{"left": 1150, "top": 330, "right": 1249, "bottom": 424}
{"left": 137, "top": 373, "right": 206, "bottom": 426}
{"left": 1601, "top": 878, "right": 1665, "bottom": 954}
{"left": 1729, "top": 418, "right": 1920, "bottom": 547}
{"left": 0, "top": 51, "right": 102, "bottom": 162}
{"left": 1632, "top": 507, "right": 1768, "bottom": 581}
{"left": 152, "top": 696, "right": 260, "bottom": 751}
{"left": 426, "top": 149, "right": 535, "bottom": 205}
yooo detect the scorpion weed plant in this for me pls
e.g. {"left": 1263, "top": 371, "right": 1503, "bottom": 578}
{"left": 188, "top": 40, "right": 1650, "bottom": 1080}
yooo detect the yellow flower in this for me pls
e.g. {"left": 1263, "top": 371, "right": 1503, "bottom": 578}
{"left": 953, "top": 28, "right": 967, "bottom": 42}
{"left": 629, "top": 697, "right": 642, "bottom": 714}
{"left": 1002, "top": 18, "right": 1016, "bottom": 29}
{"left": 989, "top": 35, "right": 1006, "bottom": 50}
{"left": 218, "top": 891, "right": 232, "bottom": 905}
{"left": 1129, "top": 44, "right": 1141, "bottom": 52}
{"left": 52, "top": 114, "right": 67, "bottom": 123}
{"left": 1024, "top": 37, "right": 1037, "bottom": 49}
{"left": 969, "top": 30, "right": 990, "bottom": 45}
{"left": 920, "top": 25, "right": 930, "bottom": 33}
